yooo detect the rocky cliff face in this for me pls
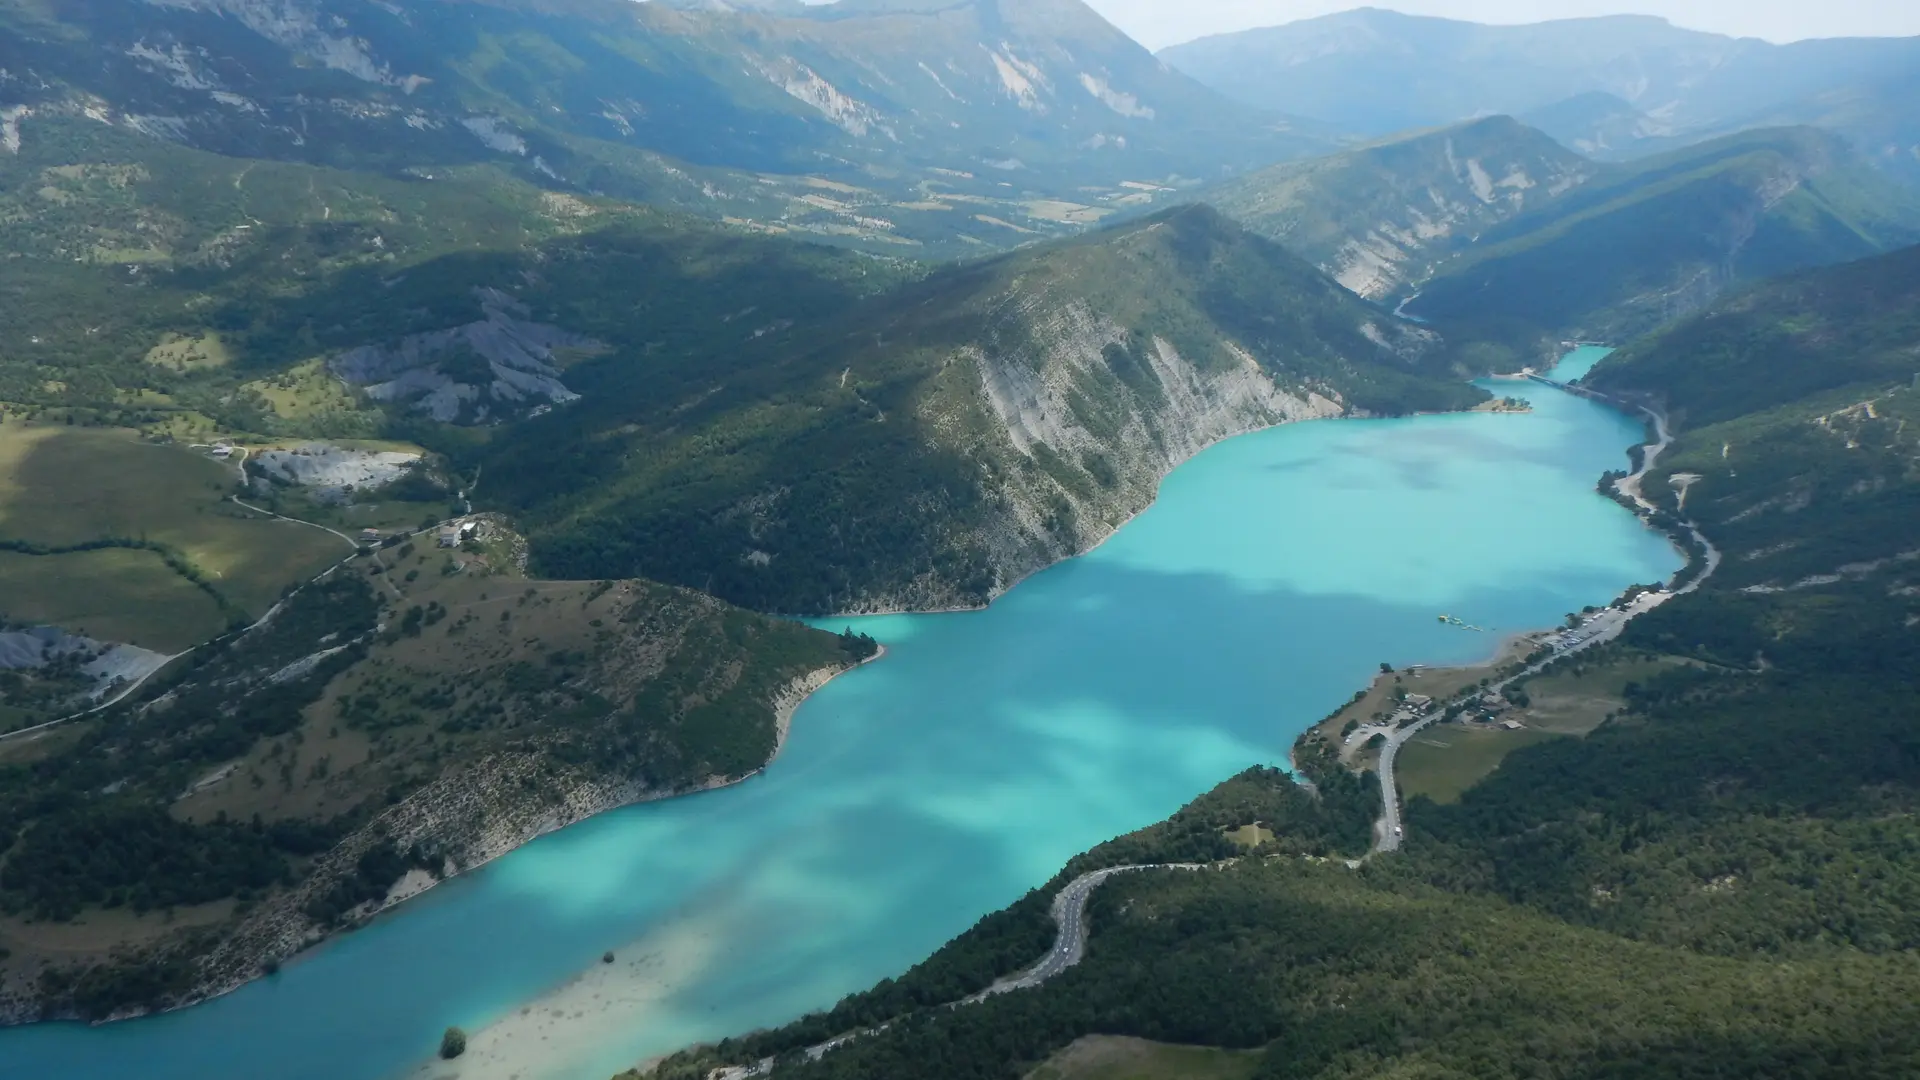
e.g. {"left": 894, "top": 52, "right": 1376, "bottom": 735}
{"left": 944, "top": 300, "right": 1349, "bottom": 604}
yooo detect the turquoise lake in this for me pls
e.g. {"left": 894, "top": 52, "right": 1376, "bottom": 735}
{"left": 0, "top": 348, "right": 1675, "bottom": 1080}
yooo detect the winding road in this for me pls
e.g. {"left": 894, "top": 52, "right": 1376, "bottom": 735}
{"left": 717, "top": 863, "right": 1214, "bottom": 1078}
{"left": 968, "top": 863, "right": 1208, "bottom": 1000}
{"left": 1371, "top": 378, "right": 1722, "bottom": 853}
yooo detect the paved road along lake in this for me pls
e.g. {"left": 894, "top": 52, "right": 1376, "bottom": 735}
{"left": 0, "top": 349, "right": 1675, "bottom": 1080}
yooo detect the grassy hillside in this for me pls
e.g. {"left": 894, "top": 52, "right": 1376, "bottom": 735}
{"left": 473, "top": 204, "right": 1476, "bottom": 614}
{"left": 1409, "top": 127, "right": 1920, "bottom": 353}
{"left": 1205, "top": 116, "right": 1596, "bottom": 299}
{"left": 0, "top": 520, "right": 870, "bottom": 1021}
{"left": 0, "top": 424, "right": 347, "bottom": 641}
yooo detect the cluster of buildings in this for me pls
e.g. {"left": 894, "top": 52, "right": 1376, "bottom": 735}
{"left": 350, "top": 519, "right": 479, "bottom": 550}
{"left": 1390, "top": 693, "right": 1432, "bottom": 727}
{"left": 1467, "top": 690, "right": 1525, "bottom": 730}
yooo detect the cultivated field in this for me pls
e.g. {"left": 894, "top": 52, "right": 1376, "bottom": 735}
{"left": 1397, "top": 726, "right": 1558, "bottom": 804}
{"left": 0, "top": 423, "right": 348, "bottom": 644}
{"left": 1395, "top": 650, "right": 1698, "bottom": 803}
{"left": 0, "top": 548, "right": 227, "bottom": 652}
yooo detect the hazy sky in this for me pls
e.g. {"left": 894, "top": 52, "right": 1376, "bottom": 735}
{"left": 1091, "top": 1, "right": 1920, "bottom": 51}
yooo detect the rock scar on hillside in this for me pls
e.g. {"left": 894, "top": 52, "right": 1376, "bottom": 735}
{"left": 329, "top": 288, "right": 600, "bottom": 424}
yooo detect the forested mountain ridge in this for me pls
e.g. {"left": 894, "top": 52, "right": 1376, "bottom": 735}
{"left": 1205, "top": 115, "right": 1596, "bottom": 299}
{"left": 0, "top": 0, "right": 1327, "bottom": 250}
{"left": 1590, "top": 242, "right": 1920, "bottom": 593}
{"left": 1406, "top": 126, "right": 1920, "bottom": 360}
{"left": 1199, "top": 120, "right": 1920, "bottom": 371}
{"left": 1161, "top": 8, "right": 1920, "bottom": 183}
{"left": 476, "top": 204, "right": 1476, "bottom": 615}
{"left": 1593, "top": 242, "right": 1920, "bottom": 426}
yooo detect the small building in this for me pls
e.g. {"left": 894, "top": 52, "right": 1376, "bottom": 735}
{"left": 209, "top": 444, "right": 234, "bottom": 459}
{"left": 439, "top": 520, "right": 480, "bottom": 548}
{"left": 1404, "top": 693, "right": 1433, "bottom": 708}
{"left": 359, "top": 528, "right": 383, "bottom": 543}
{"left": 1500, "top": 719, "right": 1524, "bottom": 731}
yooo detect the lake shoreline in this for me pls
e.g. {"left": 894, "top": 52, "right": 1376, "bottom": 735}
{"left": 821, "top": 400, "right": 1389, "bottom": 620}
{"left": 0, "top": 651, "right": 890, "bottom": 1032}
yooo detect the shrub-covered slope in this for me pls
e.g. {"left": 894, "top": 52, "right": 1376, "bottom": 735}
{"left": 0, "top": 525, "right": 870, "bottom": 1021}
{"left": 0, "top": 116, "right": 900, "bottom": 439}
{"left": 1591, "top": 242, "right": 1920, "bottom": 592}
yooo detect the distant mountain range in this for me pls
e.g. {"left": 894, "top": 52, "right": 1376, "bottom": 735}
{"left": 0, "top": 0, "right": 1328, "bottom": 250}
{"left": 1201, "top": 117, "right": 1920, "bottom": 362}
{"left": 1162, "top": 9, "right": 1920, "bottom": 183}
